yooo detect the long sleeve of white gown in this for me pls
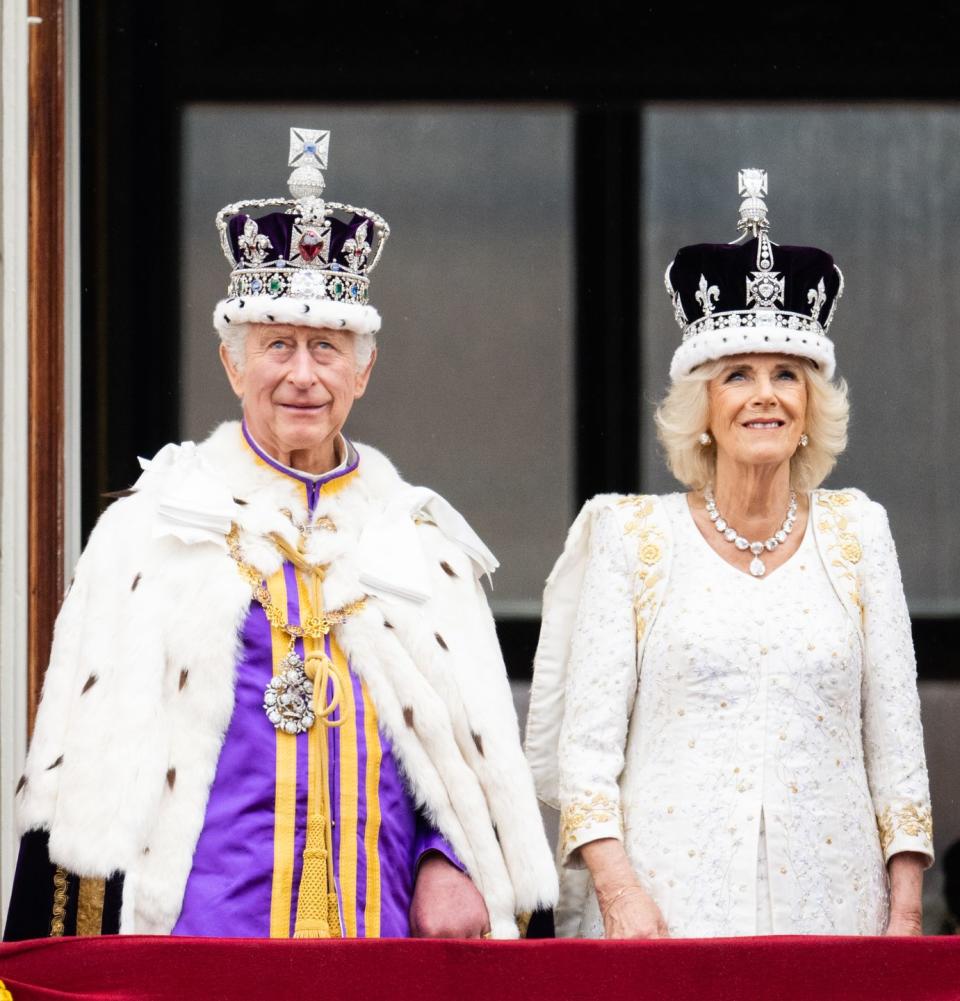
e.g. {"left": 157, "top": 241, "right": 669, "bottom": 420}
{"left": 557, "top": 506, "right": 638, "bottom": 868}
{"left": 859, "top": 501, "right": 934, "bottom": 864}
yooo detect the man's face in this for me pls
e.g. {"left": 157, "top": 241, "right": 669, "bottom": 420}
{"left": 220, "top": 323, "right": 375, "bottom": 468}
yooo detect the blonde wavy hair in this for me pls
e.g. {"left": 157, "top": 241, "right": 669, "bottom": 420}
{"left": 654, "top": 358, "right": 849, "bottom": 491}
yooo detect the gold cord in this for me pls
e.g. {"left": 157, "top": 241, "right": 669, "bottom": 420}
{"left": 50, "top": 866, "right": 68, "bottom": 936}
{"left": 293, "top": 561, "right": 344, "bottom": 938}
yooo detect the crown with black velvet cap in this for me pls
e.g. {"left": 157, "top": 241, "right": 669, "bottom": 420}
{"left": 664, "top": 169, "right": 844, "bottom": 382}
{"left": 213, "top": 128, "right": 389, "bottom": 337}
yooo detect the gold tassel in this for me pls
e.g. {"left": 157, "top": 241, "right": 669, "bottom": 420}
{"left": 292, "top": 564, "right": 344, "bottom": 940}
{"left": 293, "top": 813, "right": 333, "bottom": 938}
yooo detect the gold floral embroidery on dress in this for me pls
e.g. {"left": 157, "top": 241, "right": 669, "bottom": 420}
{"left": 877, "top": 803, "right": 933, "bottom": 855}
{"left": 618, "top": 496, "right": 665, "bottom": 643}
{"left": 560, "top": 791, "right": 620, "bottom": 857}
{"left": 815, "top": 491, "right": 864, "bottom": 626}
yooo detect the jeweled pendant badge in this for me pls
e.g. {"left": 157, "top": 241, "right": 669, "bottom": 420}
{"left": 263, "top": 652, "right": 316, "bottom": 733}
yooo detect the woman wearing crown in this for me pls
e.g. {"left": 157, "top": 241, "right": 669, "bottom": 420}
{"left": 525, "top": 170, "right": 933, "bottom": 938}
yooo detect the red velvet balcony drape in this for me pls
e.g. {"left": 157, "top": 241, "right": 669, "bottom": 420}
{"left": 2, "top": 936, "right": 960, "bottom": 1001}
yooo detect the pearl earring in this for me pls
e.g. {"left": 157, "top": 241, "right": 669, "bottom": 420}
{"left": 799, "top": 433, "right": 809, "bottom": 447}
{"left": 698, "top": 431, "right": 712, "bottom": 446}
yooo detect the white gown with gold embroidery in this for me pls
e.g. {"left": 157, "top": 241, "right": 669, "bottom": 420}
{"left": 556, "top": 492, "right": 932, "bottom": 937}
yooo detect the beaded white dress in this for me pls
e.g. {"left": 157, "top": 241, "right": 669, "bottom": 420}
{"left": 557, "top": 492, "right": 931, "bottom": 937}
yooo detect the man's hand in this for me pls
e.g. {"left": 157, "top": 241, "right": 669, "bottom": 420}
{"left": 409, "top": 853, "right": 490, "bottom": 938}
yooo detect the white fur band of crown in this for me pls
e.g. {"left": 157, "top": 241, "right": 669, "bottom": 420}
{"left": 213, "top": 295, "right": 382, "bottom": 337}
{"left": 669, "top": 317, "right": 836, "bottom": 382}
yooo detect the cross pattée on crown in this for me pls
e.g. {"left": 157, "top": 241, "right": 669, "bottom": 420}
{"left": 289, "top": 128, "right": 329, "bottom": 171}
{"left": 288, "top": 128, "right": 330, "bottom": 203}
{"left": 738, "top": 168, "right": 767, "bottom": 200}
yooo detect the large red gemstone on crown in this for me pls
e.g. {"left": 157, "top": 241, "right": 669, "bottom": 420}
{"left": 299, "top": 229, "right": 324, "bottom": 262}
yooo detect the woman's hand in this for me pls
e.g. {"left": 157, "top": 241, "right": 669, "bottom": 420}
{"left": 885, "top": 851, "right": 926, "bottom": 936}
{"left": 599, "top": 884, "right": 670, "bottom": 939}
{"left": 581, "top": 838, "right": 669, "bottom": 940}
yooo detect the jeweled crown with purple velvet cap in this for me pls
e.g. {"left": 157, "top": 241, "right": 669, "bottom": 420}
{"left": 213, "top": 127, "right": 390, "bottom": 337}
{"left": 664, "top": 169, "right": 844, "bottom": 382}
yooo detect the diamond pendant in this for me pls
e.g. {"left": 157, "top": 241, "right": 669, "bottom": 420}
{"left": 263, "top": 651, "right": 316, "bottom": 734}
{"left": 749, "top": 556, "right": 766, "bottom": 578}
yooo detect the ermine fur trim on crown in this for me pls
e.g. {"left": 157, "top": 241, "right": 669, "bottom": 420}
{"left": 213, "top": 296, "right": 382, "bottom": 336}
{"left": 669, "top": 316, "right": 836, "bottom": 382}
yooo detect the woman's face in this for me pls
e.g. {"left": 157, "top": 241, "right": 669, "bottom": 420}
{"left": 706, "top": 353, "right": 807, "bottom": 473}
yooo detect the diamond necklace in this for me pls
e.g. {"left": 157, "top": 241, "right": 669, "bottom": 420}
{"left": 703, "top": 486, "right": 798, "bottom": 578}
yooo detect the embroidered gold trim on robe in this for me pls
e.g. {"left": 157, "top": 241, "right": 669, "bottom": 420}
{"left": 76, "top": 877, "right": 107, "bottom": 936}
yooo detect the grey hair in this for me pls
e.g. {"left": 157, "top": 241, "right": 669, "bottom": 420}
{"left": 654, "top": 358, "right": 850, "bottom": 492}
{"left": 219, "top": 323, "right": 376, "bottom": 373}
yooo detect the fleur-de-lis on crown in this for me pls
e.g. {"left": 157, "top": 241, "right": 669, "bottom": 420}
{"left": 695, "top": 273, "right": 720, "bottom": 316}
{"left": 341, "top": 220, "right": 372, "bottom": 273}
{"left": 237, "top": 217, "right": 273, "bottom": 266}
{"left": 807, "top": 277, "right": 827, "bottom": 321}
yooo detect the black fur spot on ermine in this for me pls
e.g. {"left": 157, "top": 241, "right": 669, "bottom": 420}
{"left": 403, "top": 707, "right": 415, "bottom": 728}
{"left": 46, "top": 755, "right": 64, "bottom": 771}
{"left": 132, "top": 572, "right": 142, "bottom": 591}
{"left": 435, "top": 633, "right": 449, "bottom": 651}
{"left": 81, "top": 674, "right": 98, "bottom": 694}
{"left": 166, "top": 768, "right": 176, "bottom": 790}
{"left": 440, "top": 561, "right": 457, "bottom": 578}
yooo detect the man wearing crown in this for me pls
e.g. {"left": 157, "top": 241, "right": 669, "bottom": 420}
{"left": 3, "top": 129, "right": 557, "bottom": 941}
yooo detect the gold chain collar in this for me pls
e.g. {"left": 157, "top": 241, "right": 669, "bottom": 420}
{"left": 226, "top": 524, "right": 367, "bottom": 641}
